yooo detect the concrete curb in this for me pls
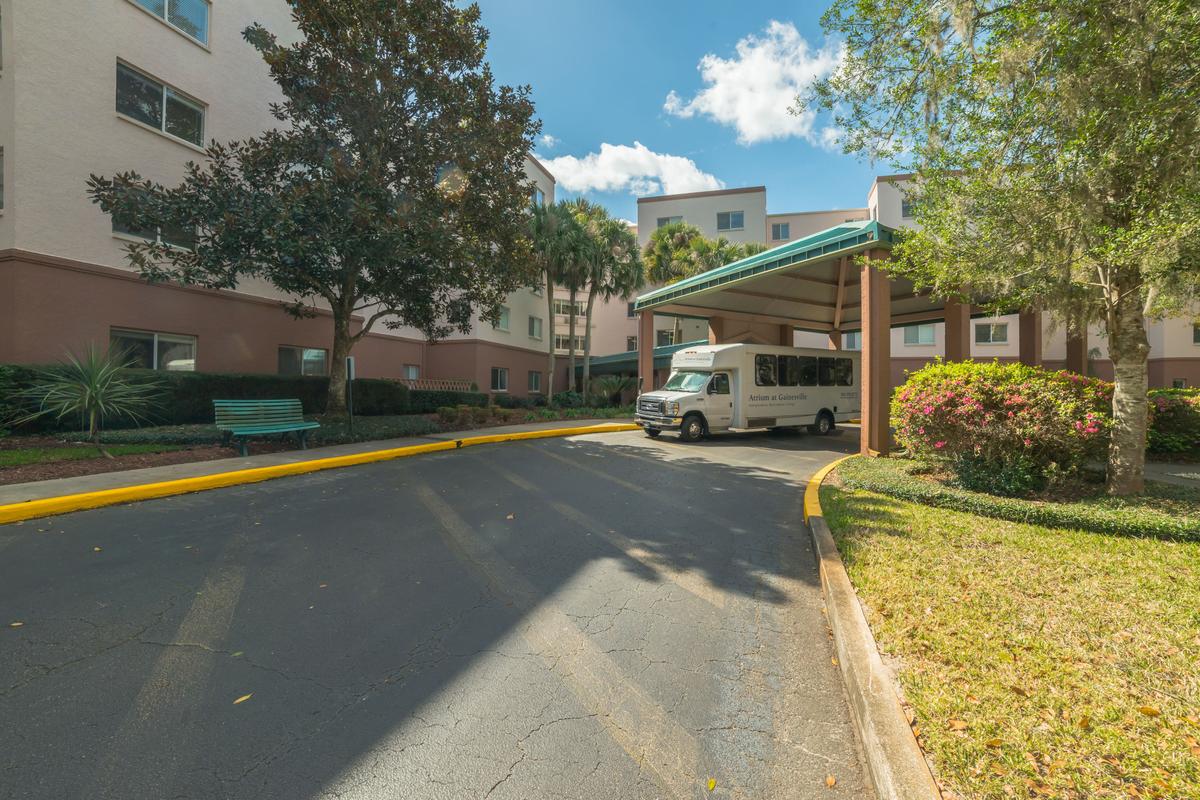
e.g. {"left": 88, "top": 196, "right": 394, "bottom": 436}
{"left": 804, "top": 457, "right": 942, "bottom": 800}
{"left": 0, "top": 423, "right": 640, "bottom": 525}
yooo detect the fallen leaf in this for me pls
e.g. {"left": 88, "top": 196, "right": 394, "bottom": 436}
{"left": 1079, "top": 715, "right": 1092, "bottom": 730}
{"left": 831, "top": 656, "right": 838, "bottom": 666}
{"left": 9, "top": 621, "right": 24, "bottom": 628}
{"left": 505, "top": 513, "right": 515, "bottom": 520}
{"left": 1010, "top": 685, "right": 1028, "bottom": 697}
{"left": 1138, "top": 706, "right": 1161, "bottom": 717}
{"left": 825, "top": 774, "right": 837, "bottom": 788}
{"left": 948, "top": 719, "right": 968, "bottom": 731}
{"left": 93, "top": 546, "right": 102, "bottom": 552}
{"left": 985, "top": 738, "right": 1003, "bottom": 748}
{"left": 706, "top": 778, "right": 716, "bottom": 791}
{"left": 233, "top": 693, "right": 253, "bottom": 705}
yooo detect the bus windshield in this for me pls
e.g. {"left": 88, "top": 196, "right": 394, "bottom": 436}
{"left": 663, "top": 371, "right": 711, "bottom": 392}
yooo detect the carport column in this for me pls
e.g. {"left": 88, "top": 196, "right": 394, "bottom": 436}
{"left": 778, "top": 324, "right": 793, "bottom": 346}
{"left": 707, "top": 316, "right": 724, "bottom": 345}
{"left": 1018, "top": 310, "right": 1043, "bottom": 367}
{"left": 637, "top": 309, "right": 656, "bottom": 392}
{"left": 944, "top": 299, "right": 971, "bottom": 361}
{"left": 860, "top": 252, "right": 891, "bottom": 456}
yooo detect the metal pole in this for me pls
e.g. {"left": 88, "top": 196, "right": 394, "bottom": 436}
{"left": 346, "top": 356, "right": 356, "bottom": 434}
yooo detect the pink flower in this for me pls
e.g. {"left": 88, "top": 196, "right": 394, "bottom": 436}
{"left": 1023, "top": 439, "right": 1033, "bottom": 447}
{"left": 934, "top": 441, "right": 946, "bottom": 449}
{"left": 923, "top": 405, "right": 934, "bottom": 415}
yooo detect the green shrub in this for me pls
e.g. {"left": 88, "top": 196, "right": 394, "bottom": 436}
{"left": 436, "top": 406, "right": 458, "bottom": 425}
{"left": 552, "top": 390, "right": 585, "bottom": 408}
{"left": 1148, "top": 388, "right": 1200, "bottom": 454}
{"left": 833, "top": 456, "right": 1198, "bottom": 539}
{"left": 408, "top": 389, "right": 488, "bottom": 413}
{"left": 892, "top": 360, "right": 1113, "bottom": 495}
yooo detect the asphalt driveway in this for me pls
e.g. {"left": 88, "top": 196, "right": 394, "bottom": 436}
{"left": 0, "top": 428, "right": 866, "bottom": 799}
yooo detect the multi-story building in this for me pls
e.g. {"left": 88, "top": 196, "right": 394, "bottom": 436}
{"left": 0, "top": 0, "right": 561, "bottom": 398}
{"left": 609, "top": 175, "right": 1199, "bottom": 389}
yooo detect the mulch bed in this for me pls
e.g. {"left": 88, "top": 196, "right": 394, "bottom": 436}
{"left": 0, "top": 437, "right": 290, "bottom": 487}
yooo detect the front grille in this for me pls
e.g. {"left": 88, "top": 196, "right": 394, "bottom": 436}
{"left": 638, "top": 397, "right": 664, "bottom": 415}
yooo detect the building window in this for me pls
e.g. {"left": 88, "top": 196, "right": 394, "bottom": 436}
{"left": 116, "top": 62, "right": 204, "bottom": 146}
{"left": 554, "top": 334, "right": 584, "bottom": 352}
{"left": 403, "top": 364, "right": 420, "bottom": 380}
{"left": 975, "top": 322, "right": 1009, "bottom": 344}
{"left": 528, "top": 315, "right": 543, "bottom": 339}
{"left": 717, "top": 211, "right": 744, "bottom": 231}
{"left": 130, "top": 0, "right": 210, "bottom": 45}
{"left": 490, "top": 367, "right": 509, "bottom": 392}
{"left": 112, "top": 211, "right": 196, "bottom": 251}
{"left": 1173, "top": 378, "right": 1188, "bottom": 389}
{"left": 0, "top": 148, "right": 4, "bottom": 210}
{"left": 843, "top": 331, "right": 862, "bottom": 350}
{"left": 493, "top": 305, "right": 510, "bottom": 332}
{"left": 530, "top": 186, "right": 545, "bottom": 207}
{"left": 1193, "top": 324, "right": 1200, "bottom": 345}
{"left": 901, "top": 198, "right": 915, "bottom": 218}
{"left": 528, "top": 371, "right": 542, "bottom": 393}
{"left": 771, "top": 222, "right": 790, "bottom": 241}
{"left": 903, "top": 323, "right": 935, "bottom": 346}
{"left": 552, "top": 298, "right": 584, "bottom": 317}
{"left": 627, "top": 302, "right": 636, "bottom": 318}
{"left": 278, "top": 346, "right": 328, "bottom": 376}
{"left": 111, "top": 328, "right": 196, "bottom": 371}
{"left": 626, "top": 335, "right": 637, "bottom": 352}
{"left": 656, "top": 329, "right": 675, "bottom": 347}
{"left": 656, "top": 216, "right": 683, "bottom": 228}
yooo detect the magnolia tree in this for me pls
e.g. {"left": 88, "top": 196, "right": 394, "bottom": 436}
{"left": 88, "top": 0, "right": 540, "bottom": 414}
{"left": 806, "top": 0, "right": 1200, "bottom": 494}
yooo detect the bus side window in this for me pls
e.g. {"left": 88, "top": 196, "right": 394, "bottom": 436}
{"left": 755, "top": 354, "right": 777, "bottom": 386}
{"left": 709, "top": 373, "right": 730, "bottom": 394}
{"left": 818, "top": 357, "right": 836, "bottom": 386}
{"left": 798, "top": 356, "right": 818, "bottom": 386}
{"left": 778, "top": 355, "right": 798, "bottom": 386}
{"left": 836, "top": 357, "right": 854, "bottom": 386}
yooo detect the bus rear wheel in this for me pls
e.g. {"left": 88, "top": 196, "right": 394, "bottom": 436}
{"left": 808, "top": 411, "right": 835, "bottom": 436}
{"left": 679, "top": 414, "right": 705, "bottom": 443}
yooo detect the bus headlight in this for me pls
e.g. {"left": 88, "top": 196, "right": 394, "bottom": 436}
{"left": 666, "top": 401, "right": 680, "bottom": 415}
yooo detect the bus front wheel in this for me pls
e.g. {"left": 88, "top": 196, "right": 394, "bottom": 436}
{"left": 808, "top": 411, "right": 835, "bottom": 436}
{"left": 679, "top": 414, "right": 706, "bottom": 443}
{"left": 644, "top": 428, "right": 662, "bottom": 438}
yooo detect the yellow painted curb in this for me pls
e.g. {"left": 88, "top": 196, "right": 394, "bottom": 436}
{"left": 803, "top": 455, "right": 854, "bottom": 524}
{"left": 0, "top": 423, "right": 640, "bottom": 526}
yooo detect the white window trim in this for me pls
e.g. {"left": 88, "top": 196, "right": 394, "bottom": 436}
{"left": 490, "top": 367, "right": 509, "bottom": 393}
{"left": 974, "top": 322, "right": 1009, "bottom": 346}
{"left": 902, "top": 324, "right": 935, "bottom": 347}
{"left": 771, "top": 223, "right": 789, "bottom": 241}
{"left": 112, "top": 327, "right": 197, "bottom": 371}
{"left": 278, "top": 345, "right": 328, "bottom": 376}
{"left": 717, "top": 211, "right": 745, "bottom": 231}
{"left": 527, "top": 371, "right": 542, "bottom": 393}
{"left": 527, "top": 316, "right": 543, "bottom": 340}
{"left": 124, "top": 0, "right": 212, "bottom": 50}
{"left": 116, "top": 62, "right": 207, "bottom": 151}
{"left": 493, "top": 305, "right": 510, "bottom": 333}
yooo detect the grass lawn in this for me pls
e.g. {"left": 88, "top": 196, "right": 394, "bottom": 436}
{"left": 823, "top": 458, "right": 1200, "bottom": 800}
{"left": 0, "top": 443, "right": 187, "bottom": 468}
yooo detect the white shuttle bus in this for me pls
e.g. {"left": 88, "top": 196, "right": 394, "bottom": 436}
{"left": 635, "top": 343, "right": 861, "bottom": 442}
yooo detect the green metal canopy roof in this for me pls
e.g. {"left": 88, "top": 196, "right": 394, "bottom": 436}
{"left": 574, "top": 339, "right": 708, "bottom": 377}
{"left": 628, "top": 218, "right": 960, "bottom": 334}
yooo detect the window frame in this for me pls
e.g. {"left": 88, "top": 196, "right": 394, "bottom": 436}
{"left": 716, "top": 210, "right": 745, "bottom": 231}
{"left": 402, "top": 364, "right": 420, "bottom": 380}
{"left": 771, "top": 222, "right": 790, "bottom": 241}
{"left": 527, "top": 370, "right": 542, "bottom": 393}
{"left": 110, "top": 327, "right": 197, "bottom": 372}
{"left": 493, "top": 305, "right": 510, "bottom": 332}
{"left": 126, "top": 0, "right": 211, "bottom": 47}
{"left": 1192, "top": 324, "right": 1200, "bottom": 345}
{"left": 553, "top": 334, "right": 584, "bottom": 352}
{"left": 626, "top": 335, "right": 638, "bottom": 352}
{"left": 490, "top": 366, "right": 509, "bottom": 392}
{"left": 655, "top": 329, "right": 675, "bottom": 347}
{"left": 754, "top": 354, "right": 777, "bottom": 387}
{"left": 527, "top": 315, "right": 543, "bottom": 340}
{"left": 116, "top": 61, "right": 205, "bottom": 148}
{"left": 903, "top": 323, "right": 935, "bottom": 346}
{"left": 656, "top": 216, "right": 683, "bottom": 228}
{"left": 974, "top": 322, "right": 1009, "bottom": 345}
{"left": 843, "top": 330, "right": 862, "bottom": 351}
{"left": 277, "top": 345, "right": 328, "bottom": 377}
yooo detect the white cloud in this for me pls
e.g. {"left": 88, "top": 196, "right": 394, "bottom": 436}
{"left": 539, "top": 141, "right": 724, "bottom": 196}
{"left": 538, "top": 133, "right": 559, "bottom": 149}
{"left": 664, "top": 21, "right": 842, "bottom": 146}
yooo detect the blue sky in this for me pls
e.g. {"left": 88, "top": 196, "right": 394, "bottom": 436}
{"left": 473, "top": 0, "right": 885, "bottom": 222}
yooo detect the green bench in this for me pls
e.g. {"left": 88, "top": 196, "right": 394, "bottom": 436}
{"left": 213, "top": 399, "right": 320, "bottom": 457}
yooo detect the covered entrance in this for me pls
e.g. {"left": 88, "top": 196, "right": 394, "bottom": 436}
{"left": 633, "top": 220, "right": 1050, "bottom": 455}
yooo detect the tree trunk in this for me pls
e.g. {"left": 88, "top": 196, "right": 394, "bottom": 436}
{"left": 326, "top": 313, "right": 353, "bottom": 416}
{"left": 1105, "top": 288, "right": 1150, "bottom": 495}
{"left": 582, "top": 288, "right": 597, "bottom": 401}
{"left": 545, "top": 271, "right": 556, "bottom": 398}
{"left": 567, "top": 288, "right": 578, "bottom": 393}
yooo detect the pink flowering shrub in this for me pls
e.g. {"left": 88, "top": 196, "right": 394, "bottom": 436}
{"left": 892, "top": 360, "right": 1113, "bottom": 494}
{"left": 1147, "top": 389, "right": 1200, "bottom": 454}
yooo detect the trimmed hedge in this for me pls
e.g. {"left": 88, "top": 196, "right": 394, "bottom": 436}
{"left": 0, "top": 364, "right": 487, "bottom": 429}
{"left": 832, "top": 455, "right": 1199, "bottom": 539}
{"left": 1148, "top": 388, "right": 1200, "bottom": 454}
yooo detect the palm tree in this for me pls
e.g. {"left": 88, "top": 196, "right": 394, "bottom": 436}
{"left": 529, "top": 202, "right": 584, "bottom": 397}
{"left": 583, "top": 219, "right": 642, "bottom": 393}
{"left": 642, "top": 221, "right": 703, "bottom": 284}
{"left": 564, "top": 199, "right": 604, "bottom": 392}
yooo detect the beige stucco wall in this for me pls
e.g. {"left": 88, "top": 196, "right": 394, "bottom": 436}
{"left": 636, "top": 187, "right": 766, "bottom": 247}
{"left": 0, "top": 0, "right": 13, "bottom": 252}
{"left": 765, "top": 209, "right": 869, "bottom": 243}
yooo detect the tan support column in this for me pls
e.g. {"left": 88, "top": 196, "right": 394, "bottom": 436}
{"left": 1065, "top": 318, "right": 1088, "bottom": 375}
{"left": 827, "top": 330, "right": 842, "bottom": 350}
{"left": 944, "top": 299, "right": 971, "bottom": 361}
{"left": 860, "top": 253, "right": 891, "bottom": 456}
{"left": 637, "top": 310, "right": 656, "bottom": 392}
{"left": 707, "top": 316, "right": 724, "bottom": 345}
{"left": 778, "top": 324, "right": 793, "bottom": 346}
{"left": 1018, "top": 310, "right": 1043, "bottom": 367}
